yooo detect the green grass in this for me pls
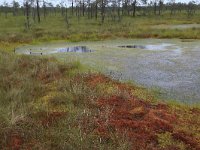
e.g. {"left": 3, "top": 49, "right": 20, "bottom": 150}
{"left": 157, "top": 132, "right": 186, "bottom": 149}
{"left": 0, "top": 50, "right": 200, "bottom": 149}
{"left": 0, "top": 51, "right": 133, "bottom": 149}
{"left": 1, "top": 12, "right": 200, "bottom": 49}
{"left": 0, "top": 11, "right": 200, "bottom": 149}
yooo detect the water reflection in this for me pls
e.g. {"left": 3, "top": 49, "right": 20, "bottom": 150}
{"left": 57, "top": 46, "right": 92, "bottom": 53}
{"left": 119, "top": 43, "right": 177, "bottom": 51}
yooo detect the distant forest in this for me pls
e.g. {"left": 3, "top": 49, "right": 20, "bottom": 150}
{"left": 0, "top": 0, "right": 199, "bottom": 28}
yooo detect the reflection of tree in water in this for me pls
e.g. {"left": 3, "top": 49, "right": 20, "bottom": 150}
{"left": 58, "top": 46, "right": 92, "bottom": 53}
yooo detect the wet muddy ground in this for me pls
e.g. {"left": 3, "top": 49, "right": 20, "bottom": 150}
{"left": 16, "top": 39, "right": 200, "bottom": 103}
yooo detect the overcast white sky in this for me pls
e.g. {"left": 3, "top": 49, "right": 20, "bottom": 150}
{"left": 0, "top": 0, "right": 198, "bottom": 6}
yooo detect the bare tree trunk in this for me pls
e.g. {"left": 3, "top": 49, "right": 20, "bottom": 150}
{"left": 25, "top": 1, "right": 30, "bottom": 29}
{"left": 71, "top": 0, "right": 74, "bottom": 15}
{"left": 36, "top": 0, "right": 40, "bottom": 23}
{"left": 78, "top": 2, "right": 80, "bottom": 22}
{"left": 124, "top": 0, "right": 128, "bottom": 15}
{"left": 132, "top": 0, "right": 136, "bottom": 17}
{"left": 82, "top": 0, "right": 85, "bottom": 16}
{"left": 101, "top": 0, "right": 105, "bottom": 23}
{"left": 65, "top": 7, "right": 69, "bottom": 27}
{"left": 76, "top": 6, "right": 78, "bottom": 16}
{"left": 95, "top": 1, "right": 98, "bottom": 19}
{"left": 154, "top": 2, "right": 157, "bottom": 15}
{"left": 87, "top": 0, "right": 92, "bottom": 19}
{"left": 43, "top": 0, "right": 46, "bottom": 19}
{"left": 158, "top": 0, "right": 162, "bottom": 15}
{"left": 117, "top": 6, "right": 120, "bottom": 19}
{"left": 90, "top": 3, "right": 93, "bottom": 18}
{"left": 87, "top": 3, "right": 89, "bottom": 18}
{"left": 122, "top": 0, "right": 124, "bottom": 15}
{"left": 117, "top": 0, "right": 121, "bottom": 21}
{"left": 54, "top": 7, "right": 56, "bottom": 16}
{"left": 33, "top": 7, "right": 36, "bottom": 22}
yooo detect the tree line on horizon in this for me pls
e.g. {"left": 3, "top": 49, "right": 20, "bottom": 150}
{"left": 0, "top": 0, "right": 199, "bottom": 29}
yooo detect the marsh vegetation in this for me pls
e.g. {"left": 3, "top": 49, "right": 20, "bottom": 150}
{"left": 16, "top": 39, "right": 200, "bottom": 103}
{"left": 0, "top": 0, "right": 200, "bottom": 149}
